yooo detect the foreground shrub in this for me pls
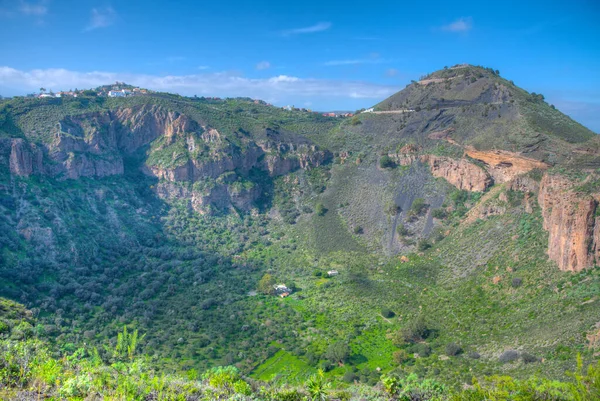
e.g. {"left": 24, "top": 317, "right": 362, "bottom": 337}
{"left": 306, "top": 369, "right": 330, "bottom": 401}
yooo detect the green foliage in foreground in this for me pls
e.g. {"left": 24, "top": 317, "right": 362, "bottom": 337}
{"left": 1, "top": 327, "right": 599, "bottom": 400}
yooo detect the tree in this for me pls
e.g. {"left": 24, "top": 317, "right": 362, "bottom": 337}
{"left": 379, "top": 155, "right": 395, "bottom": 169}
{"left": 325, "top": 341, "right": 350, "bottom": 365}
{"left": 39, "top": 87, "right": 46, "bottom": 93}
{"left": 401, "top": 315, "right": 431, "bottom": 343}
{"left": 315, "top": 202, "right": 327, "bottom": 216}
{"left": 257, "top": 273, "right": 275, "bottom": 295}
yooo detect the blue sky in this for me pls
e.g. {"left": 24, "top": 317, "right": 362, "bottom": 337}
{"left": 1, "top": 0, "right": 599, "bottom": 132}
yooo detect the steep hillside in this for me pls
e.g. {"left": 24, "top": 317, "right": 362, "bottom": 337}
{"left": 0, "top": 66, "right": 598, "bottom": 389}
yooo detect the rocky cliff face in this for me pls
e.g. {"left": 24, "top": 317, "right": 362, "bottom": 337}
{"left": 3, "top": 105, "right": 330, "bottom": 214}
{"left": 538, "top": 173, "right": 599, "bottom": 272}
{"left": 9, "top": 139, "right": 44, "bottom": 176}
{"left": 421, "top": 155, "right": 492, "bottom": 192}
{"left": 465, "top": 148, "right": 549, "bottom": 183}
{"left": 152, "top": 141, "right": 330, "bottom": 213}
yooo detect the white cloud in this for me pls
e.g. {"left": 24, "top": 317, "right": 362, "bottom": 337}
{"left": 0, "top": 0, "right": 48, "bottom": 18}
{"left": 441, "top": 17, "right": 473, "bottom": 33}
{"left": 256, "top": 61, "right": 271, "bottom": 70}
{"left": 0, "top": 66, "right": 399, "bottom": 104}
{"left": 198, "top": 65, "right": 210, "bottom": 70}
{"left": 386, "top": 68, "right": 399, "bottom": 77}
{"left": 19, "top": 0, "right": 47, "bottom": 16}
{"left": 84, "top": 7, "right": 116, "bottom": 31}
{"left": 282, "top": 22, "right": 331, "bottom": 36}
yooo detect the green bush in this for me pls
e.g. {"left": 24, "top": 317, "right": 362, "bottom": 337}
{"left": 410, "top": 198, "right": 428, "bottom": 215}
{"left": 379, "top": 155, "right": 395, "bottom": 169}
{"left": 325, "top": 342, "right": 350, "bottom": 364}
{"left": 431, "top": 208, "right": 447, "bottom": 219}
{"left": 401, "top": 315, "right": 431, "bottom": 343}
{"left": 396, "top": 224, "right": 409, "bottom": 236}
{"left": 315, "top": 202, "right": 327, "bottom": 216}
{"left": 381, "top": 308, "right": 395, "bottom": 318}
{"left": 342, "top": 370, "right": 356, "bottom": 383}
{"left": 445, "top": 342, "right": 463, "bottom": 356}
{"left": 499, "top": 350, "right": 519, "bottom": 363}
{"left": 417, "top": 239, "right": 431, "bottom": 251}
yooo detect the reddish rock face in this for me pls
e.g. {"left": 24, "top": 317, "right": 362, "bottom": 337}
{"left": 465, "top": 148, "right": 549, "bottom": 183}
{"left": 538, "top": 173, "right": 600, "bottom": 272}
{"left": 421, "top": 155, "right": 492, "bottom": 192}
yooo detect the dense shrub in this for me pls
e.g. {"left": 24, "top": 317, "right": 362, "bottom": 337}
{"left": 468, "top": 351, "right": 481, "bottom": 359}
{"left": 410, "top": 198, "right": 428, "bottom": 215}
{"left": 431, "top": 208, "right": 447, "bottom": 219}
{"left": 396, "top": 224, "right": 409, "bottom": 236}
{"left": 521, "top": 352, "right": 539, "bottom": 364}
{"left": 417, "top": 239, "right": 431, "bottom": 251}
{"left": 325, "top": 342, "right": 350, "bottom": 364}
{"left": 379, "top": 156, "right": 395, "bottom": 169}
{"left": 381, "top": 308, "right": 395, "bottom": 318}
{"left": 409, "top": 343, "right": 432, "bottom": 357}
{"left": 342, "top": 371, "right": 357, "bottom": 383}
{"left": 445, "top": 342, "right": 463, "bottom": 356}
{"left": 499, "top": 350, "right": 520, "bottom": 363}
{"left": 512, "top": 277, "right": 523, "bottom": 288}
{"left": 315, "top": 202, "right": 327, "bottom": 216}
{"left": 393, "top": 349, "right": 411, "bottom": 364}
{"left": 401, "top": 315, "right": 431, "bottom": 343}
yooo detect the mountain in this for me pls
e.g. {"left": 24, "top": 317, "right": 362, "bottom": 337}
{"left": 0, "top": 65, "right": 599, "bottom": 391}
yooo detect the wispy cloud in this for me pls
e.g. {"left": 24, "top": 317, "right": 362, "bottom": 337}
{"left": 1, "top": 0, "right": 48, "bottom": 18}
{"left": 19, "top": 0, "right": 47, "bottom": 16}
{"left": 385, "top": 68, "right": 399, "bottom": 77}
{"left": 282, "top": 22, "right": 331, "bottom": 36}
{"left": 0, "top": 66, "right": 399, "bottom": 104}
{"left": 84, "top": 6, "right": 116, "bottom": 31}
{"left": 198, "top": 65, "right": 210, "bottom": 70}
{"left": 255, "top": 61, "right": 271, "bottom": 70}
{"left": 441, "top": 17, "right": 473, "bottom": 33}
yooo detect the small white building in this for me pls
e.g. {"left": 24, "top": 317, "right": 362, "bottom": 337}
{"left": 327, "top": 270, "right": 339, "bottom": 277}
{"left": 274, "top": 284, "right": 291, "bottom": 293}
{"left": 362, "top": 108, "right": 374, "bottom": 113}
{"left": 108, "top": 90, "right": 132, "bottom": 98}
{"left": 108, "top": 90, "right": 125, "bottom": 97}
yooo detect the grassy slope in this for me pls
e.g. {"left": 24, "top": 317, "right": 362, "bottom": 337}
{"left": 0, "top": 74, "right": 599, "bottom": 390}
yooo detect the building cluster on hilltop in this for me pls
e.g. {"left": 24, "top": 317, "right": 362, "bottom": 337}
{"left": 33, "top": 82, "right": 151, "bottom": 99}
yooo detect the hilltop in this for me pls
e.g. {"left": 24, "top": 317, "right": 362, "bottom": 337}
{"left": 0, "top": 65, "right": 599, "bottom": 392}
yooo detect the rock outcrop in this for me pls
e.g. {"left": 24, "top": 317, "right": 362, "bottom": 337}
{"left": 538, "top": 173, "right": 600, "bottom": 272}
{"left": 465, "top": 148, "right": 549, "bottom": 183}
{"left": 421, "top": 155, "right": 492, "bottom": 192}
{"left": 9, "top": 139, "right": 44, "bottom": 176}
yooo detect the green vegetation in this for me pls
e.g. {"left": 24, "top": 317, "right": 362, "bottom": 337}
{"left": 1, "top": 66, "right": 599, "bottom": 398}
{"left": 1, "top": 319, "right": 599, "bottom": 400}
